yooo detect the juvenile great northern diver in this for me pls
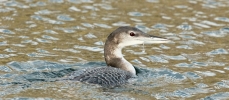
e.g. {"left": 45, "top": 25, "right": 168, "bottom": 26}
{"left": 68, "top": 26, "right": 170, "bottom": 87}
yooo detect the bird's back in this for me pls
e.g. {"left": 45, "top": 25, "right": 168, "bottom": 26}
{"left": 67, "top": 67, "right": 134, "bottom": 87}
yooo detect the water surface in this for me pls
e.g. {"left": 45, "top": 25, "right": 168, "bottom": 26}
{"left": 0, "top": 0, "right": 229, "bottom": 99}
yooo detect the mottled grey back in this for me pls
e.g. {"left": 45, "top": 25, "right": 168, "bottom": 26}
{"left": 68, "top": 67, "right": 134, "bottom": 87}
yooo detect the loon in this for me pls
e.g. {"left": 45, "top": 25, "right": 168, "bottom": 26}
{"left": 67, "top": 26, "right": 170, "bottom": 87}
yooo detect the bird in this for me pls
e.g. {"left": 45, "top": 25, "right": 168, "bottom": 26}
{"left": 66, "top": 26, "right": 170, "bottom": 87}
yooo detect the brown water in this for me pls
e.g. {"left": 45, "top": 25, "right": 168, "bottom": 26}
{"left": 0, "top": 0, "right": 229, "bottom": 99}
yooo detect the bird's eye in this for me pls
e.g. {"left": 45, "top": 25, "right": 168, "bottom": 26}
{"left": 129, "top": 32, "right": 135, "bottom": 36}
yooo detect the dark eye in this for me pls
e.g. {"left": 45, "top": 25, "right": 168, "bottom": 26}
{"left": 129, "top": 32, "right": 135, "bottom": 36}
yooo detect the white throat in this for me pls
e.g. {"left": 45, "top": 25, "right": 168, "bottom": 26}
{"left": 113, "top": 47, "right": 136, "bottom": 75}
{"left": 120, "top": 57, "right": 136, "bottom": 75}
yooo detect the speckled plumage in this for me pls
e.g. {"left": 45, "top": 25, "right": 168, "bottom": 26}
{"left": 68, "top": 67, "right": 134, "bottom": 87}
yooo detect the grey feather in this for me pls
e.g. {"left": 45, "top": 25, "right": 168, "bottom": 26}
{"left": 68, "top": 67, "right": 135, "bottom": 87}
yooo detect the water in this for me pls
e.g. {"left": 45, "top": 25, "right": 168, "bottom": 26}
{"left": 0, "top": 0, "right": 229, "bottom": 99}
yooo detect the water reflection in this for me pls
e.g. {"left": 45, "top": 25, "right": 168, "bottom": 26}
{"left": 0, "top": 0, "right": 229, "bottom": 99}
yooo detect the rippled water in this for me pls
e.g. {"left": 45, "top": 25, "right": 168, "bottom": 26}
{"left": 0, "top": 0, "right": 229, "bottom": 99}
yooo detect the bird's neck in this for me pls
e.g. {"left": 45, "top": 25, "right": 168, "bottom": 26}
{"left": 104, "top": 41, "right": 136, "bottom": 75}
